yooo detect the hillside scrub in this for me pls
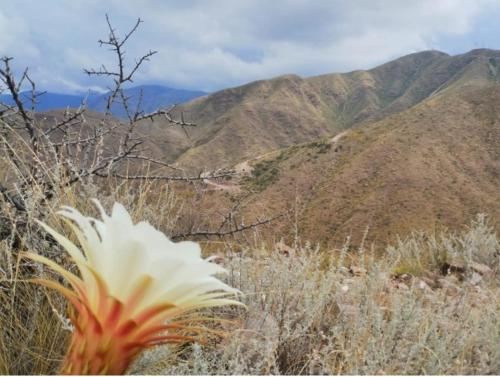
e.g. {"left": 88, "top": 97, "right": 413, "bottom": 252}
{"left": 151, "top": 217, "right": 500, "bottom": 375}
{"left": 1, "top": 13, "right": 499, "bottom": 376}
{"left": 0, "top": 187, "right": 498, "bottom": 374}
{"left": 243, "top": 159, "right": 280, "bottom": 191}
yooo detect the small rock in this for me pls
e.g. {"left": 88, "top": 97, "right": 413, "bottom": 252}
{"left": 338, "top": 266, "right": 350, "bottom": 275}
{"left": 469, "top": 272, "right": 482, "bottom": 286}
{"left": 416, "top": 279, "right": 431, "bottom": 291}
{"left": 445, "top": 274, "right": 460, "bottom": 285}
{"left": 349, "top": 266, "right": 367, "bottom": 276}
{"left": 421, "top": 276, "right": 438, "bottom": 288}
{"left": 399, "top": 273, "right": 412, "bottom": 282}
{"left": 395, "top": 282, "right": 409, "bottom": 290}
{"left": 470, "top": 262, "right": 493, "bottom": 276}
{"left": 437, "top": 278, "right": 461, "bottom": 296}
{"left": 437, "top": 278, "right": 453, "bottom": 288}
{"left": 441, "top": 259, "right": 466, "bottom": 275}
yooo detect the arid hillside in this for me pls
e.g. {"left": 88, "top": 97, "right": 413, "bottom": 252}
{"left": 144, "top": 48, "right": 500, "bottom": 170}
{"left": 212, "top": 85, "right": 500, "bottom": 247}
{"left": 8, "top": 49, "right": 499, "bottom": 248}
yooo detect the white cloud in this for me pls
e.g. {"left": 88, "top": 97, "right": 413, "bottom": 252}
{"left": 0, "top": 0, "right": 495, "bottom": 93}
{"left": 0, "top": 12, "right": 40, "bottom": 61}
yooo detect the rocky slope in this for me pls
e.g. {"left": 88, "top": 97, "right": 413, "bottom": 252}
{"left": 230, "top": 84, "right": 500, "bottom": 246}
{"left": 148, "top": 49, "right": 500, "bottom": 170}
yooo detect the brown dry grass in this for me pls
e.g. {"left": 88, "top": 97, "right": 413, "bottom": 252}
{"left": 223, "top": 85, "right": 500, "bottom": 248}
{"left": 0, "top": 181, "right": 499, "bottom": 375}
{"left": 145, "top": 49, "right": 500, "bottom": 170}
{"left": 1, "top": 48, "right": 500, "bottom": 375}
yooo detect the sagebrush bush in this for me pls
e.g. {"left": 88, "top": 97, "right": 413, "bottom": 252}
{"left": 0, "top": 185, "right": 498, "bottom": 375}
{"left": 137, "top": 216, "right": 499, "bottom": 375}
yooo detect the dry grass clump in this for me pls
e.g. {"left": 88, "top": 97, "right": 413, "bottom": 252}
{"left": 0, "top": 242, "right": 69, "bottom": 374}
{"left": 388, "top": 214, "right": 499, "bottom": 278}
{"left": 148, "top": 218, "right": 499, "bottom": 375}
{"left": 0, "top": 185, "right": 498, "bottom": 375}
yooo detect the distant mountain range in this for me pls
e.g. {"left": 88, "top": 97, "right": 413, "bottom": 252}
{"left": 157, "top": 48, "right": 500, "bottom": 170}
{"left": 133, "top": 48, "right": 499, "bottom": 246}
{"left": 0, "top": 85, "right": 207, "bottom": 117}
{"left": 6, "top": 49, "right": 499, "bottom": 246}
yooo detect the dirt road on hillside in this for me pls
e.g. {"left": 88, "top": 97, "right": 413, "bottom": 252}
{"left": 203, "top": 130, "right": 349, "bottom": 192}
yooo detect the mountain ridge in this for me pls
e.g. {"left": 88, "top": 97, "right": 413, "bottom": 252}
{"left": 2, "top": 48, "right": 499, "bottom": 246}
{"left": 149, "top": 48, "right": 500, "bottom": 170}
{"left": 0, "top": 84, "right": 207, "bottom": 118}
{"left": 202, "top": 84, "right": 500, "bottom": 247}
{"left": 142, "top": 48, "right": 499, "bottom": 246}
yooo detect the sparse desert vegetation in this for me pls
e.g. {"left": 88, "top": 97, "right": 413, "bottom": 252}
{"left": 0, "top": 5, "right": 499, "bottom": 376}
{"left": 0, "top": 186, "right": 498, "bottom": 374}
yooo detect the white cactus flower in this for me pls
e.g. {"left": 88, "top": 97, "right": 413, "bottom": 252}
{"left": 24, "top": 200, "right": 241, "bottom": 375}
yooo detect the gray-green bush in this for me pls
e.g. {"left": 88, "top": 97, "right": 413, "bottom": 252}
{"left": 136, "top": 216, "right": 500, "bottom": 375}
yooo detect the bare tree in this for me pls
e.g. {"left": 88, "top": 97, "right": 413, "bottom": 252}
{"left": 0, "top": 15, "right": 273, "bottom": 240}
{"left": 0, "top": 15, "right": 232, "bottom": 213}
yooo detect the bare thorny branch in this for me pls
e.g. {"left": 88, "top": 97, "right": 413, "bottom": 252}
{"left": 82, "top": 15, "right": 197, "bottom": 167}
{"left": 0, "top": 15, "right": 276, "bottom": 241}
{"left": 171, "top": 213, "right": 284, "bottom": 241}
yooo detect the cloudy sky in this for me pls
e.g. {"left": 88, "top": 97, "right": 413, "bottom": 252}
{"left": 1, "top": 0, "right": 500, "bottom": 93}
